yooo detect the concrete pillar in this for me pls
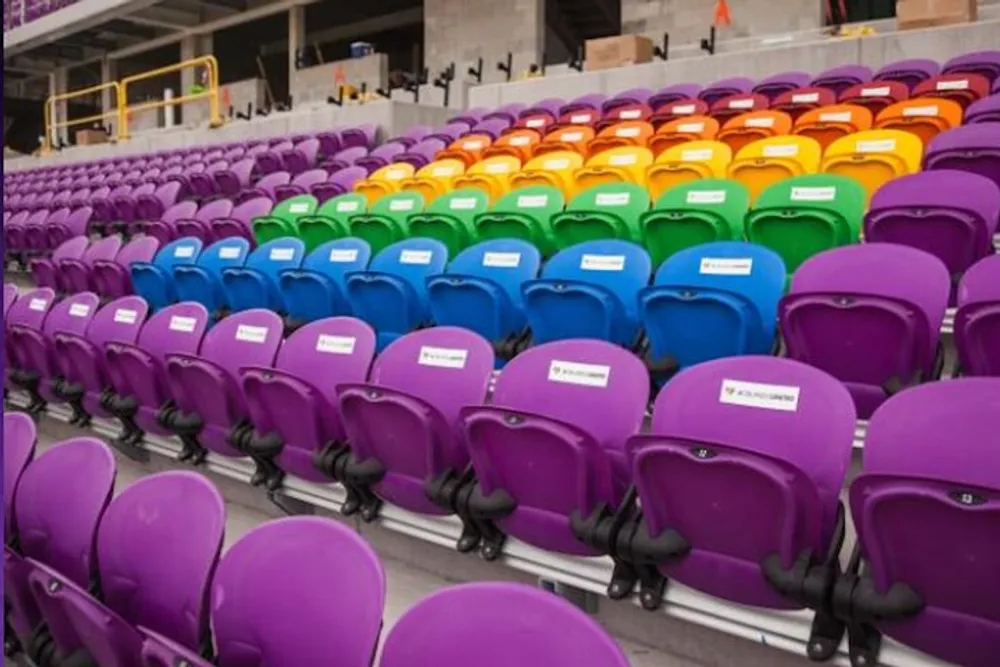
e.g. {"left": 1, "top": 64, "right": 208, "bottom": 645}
{"left": 288, "top": 5, "right": 306, "bottom": 98}
{"left": 101, "top": 58, "right": 118, "bottom": 137}
{"left": 48, "top": 67, "right": 69, "bottom": 146}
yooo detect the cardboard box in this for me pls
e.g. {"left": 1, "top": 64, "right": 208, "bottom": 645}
{"left": 897, "top": 0, "right": 976, "bottom": 30}
{"left": 75, "top": 129, "right": 108, "bottom": 146}
{"left": 585, "top": 35, "right": 654, "bottom": 72}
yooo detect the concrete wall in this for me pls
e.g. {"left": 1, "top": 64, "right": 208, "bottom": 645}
{"left": 290, "top": 54, "right": 390, "bottom": 106}
{"left": 221, "top": 77, "right": 268, "bottom": 117}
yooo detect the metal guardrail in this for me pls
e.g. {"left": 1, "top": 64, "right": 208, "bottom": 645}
{"left": 42, "top": 80, "right": 121, "bottom": 152}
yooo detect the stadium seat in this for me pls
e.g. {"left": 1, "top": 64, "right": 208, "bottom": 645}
{"left": 436, "top": 134, "right": 495, "bottom": 167}
{"left": 700, "top": 76, "right": 755, "bottom": 106}
{"left": 252, "top": 194, "right": 319, "bottom": 245}
{"left": 42, "top": 205, "right": 93, "bottom": 251}
{"left": 647, "top": 115, "right": 720, "bottom": 156}
{"left": 875, "top": 58, "right": 940, "bottom": 90}
{"left": 640, "top": 179, "right": 751, "bottom": 266}
{"left": 399, "top": 158, "right": 467, "bottom": 203}
{"left": 406, "top": 188, "right": 490, "bottom": 256}
{"left": 348, "top": 190, "right": 426, "bottom": 256}
{"left": 474, "top": 185, "right": 564, "bottom": 255}
{"left": 955, "top": 255, "right": 1000, "bottom": 377}
{"left": 848, "top": 379, "right": 1000, "bottom": 667}
{"left": 91, "top": 235, "right": 160, "bottom": 299}
{"left": 130, "top": 237, "right": 203, "bottom": 312}
{"left": 727, "top": 135, "right": 822, "bottom": 203}
{"left": 60, "top": 234, "right": 123, "bottom": 294}
{"left": 913, "top": 72, "right": 991, "bottom": 109}
{"left": 30, "top": 236, "right": 87, "bottom": 292}
{"left": 207, "top": 196, "right": 273, "bottom": 244}
{"left": 2, "top": 412, "right": 35, "bottom": 544}
{"left": 5, "top": 287, "right": 56, "bottom": 397}
{"left": 649, "top": 98, "right": 711, "bottom": 128}
{"left": 482, "top": 129, "right": 540, "bottom": 162}
{"left": 549, "top": 182, "right": 649, "bottom": 249}
{"left": 821, "top": 129, "right": 924, "bottom": 202}
{"left": 355, "top": 163, "right": 416, "bottom": 203}
{"left": 451, "top": 155, "right": 522, "bottom": 202}
{"left": 295, "top": 192, "right": 369, "bottom": 250}
{"left": 173, "top": 237, "right": 251, "bottom": 316}
{"left": 639, "top": 241, "right": 785, "bottom": 375}
{"left": 587, "top": 120, "right": 655, "bottom": 156}
{"left": 522, "top": 239, "right": 651, "bottom": 346}
{"left": 237, "top": 170, "right": 290, "bottom": 203}
{"left": 792, "top": 103, "right": 873, "bottom": 150}
{"left": 646, "top": 140, "right": 733, "bottom": 201}
{"left": 136, "top": 200, "right": 198, "bottom": 245}
{"left": 965, "top": 93, "right": 1000, "bottom": 124}
{"left": 709, "top": 93, "right": 771, "bottom": 125}
{"left": 344, "top": 238, "right": 449, "bottom": 350}
{"left": 649, "top": 83, "right": 703, "bottom": 110}
{"left": 779, "top": 244, "right": 950, "bottom": 418}
{"left": 716, "top": 110, "right": 794, "bottom": 153}
{"left": 771, "top": 87, "right": 837, "bottom": 120}
{"left": 574, "top": 146, "right": 654, "bottom": 190}
{"left": 221, "top": 237, "right": 306, "bottom": 313}
{"left": 510, "top": 151, "right": 585, "bottom": 199}
{"left": 811, "top": 64, "right": 873, "bottom": 95}
{"left": 923, "top": 123, "right": 1000, "bottom": 191}
{"left": 746, "top": 173, "right": 866, "bottom": 275}
{"left": 943, "top": 49, "right": 1000, "bottom": 85}
{"left": 839, "top": 81, "right": 910, "bottom": 116}
{"left": 874, "top": 97, "right": 964, "bottom": 144}
{"left": 280, "top": 238, "right": 372, "bottom": 325}
{"left": 273, "top": 169, "right": 328, "bottom": 203}
{"left": 533, "top": 126, "right": 596, "bottom": 157}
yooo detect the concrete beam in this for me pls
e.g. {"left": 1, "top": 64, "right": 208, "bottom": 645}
{"left": 261, "top": 7, "right": 423, "bottom": 56}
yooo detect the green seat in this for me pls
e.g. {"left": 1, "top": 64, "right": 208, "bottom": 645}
{"left": 347, "top": 190, "right": 425, "bottom": 256}
{"left": 473, "top": 185, "right": 564, "bottom": 257}
{"left": 295, "top": 193, "right": 368, "bottom": 251}
{"left": 549, "top": 183, "right": 649, "bottom": 251}
{"left": 745, "top": 174, "right": 865, "bottom": 276}
{"left": 639, "top": 179, "right": 749, "bottom": 268}
{"left": 252, "top": 194, "right": 318, "bottom": 245}
{"left": 406, "top": 188, "right": 490, "bottom": 257}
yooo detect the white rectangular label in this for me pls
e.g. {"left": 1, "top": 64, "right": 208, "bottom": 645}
{"left": 677, "top": 122, "right": 705, "bottom": 133}
{"left": 418, "top": 345, "right": 468, "bottom": 369}
{"left": 608, "top": 154, "right": 638, "bottom": 166}
{"left": 548, "top": 360, "right": 611, "bottom": 388}
{"left": 687, "top": 190, "right": 727, "bottom": 204}
{"left": 936, "top": 78, "right": 968, "bottom": 91}
{"left": 672, "top": 104, "right": 696, "bottom": 114}
{"left": 269, "top": 248, "right": 295, "bottom": 261}
{"left": 69, "top": 303, "right": 90, "bottom": 317}
{"left": 791, "top": 186, "right": 837, "bottom": 202}
{"left": 902, "top": 105, "right": 939, "bottom": 117}
{"left": 328, "top": 248, "right": 359, "bottom": 262}
{"left": 113, "top": 308, "right": 138, "bottom": 324}
{"left": 389, "top": 199, "right": 416, "bottom": 212}
{"left": 336, "top": 200, "right": 361, "bottom": 213}
{"left": 517, "top": 195, "right": 548, "bottom": 208}
{"left": 681, "top": 148, "right": 713, "bottom": 161}
{"left": 720, "top": 379, "right": 800, "bottom": 412}
{"left": 561, "top": 132, "right": 584, "bottom": 142}
{"left": 792, "top": 92, "right": 820, "bottom": 103}
{"left": 450, "top": 197, "right": 479, "bottom": 210}
{"left": 615, "top": 126, "right": 641, "bottom": 137}
{"left": 700, "top": 257, "right": 754, "bottom": 276}
{"left": 745, "top": 117, "right": 776, "bottom": 128}
{"left": 174, "top": 246, "right": 196, "bottom": 258}
{"left": 431, "top": 166, "right": 456, "bottom": 177}
{"left": 544, "top": 158, "right": 570, "bottom": 170}
{"left": 595, "top": 192, "right": 631, "bottom": 206}
{"left": 316, "top": 334, "right": 356, "bottom": 355}
{"left": 289, "top": 203, "right": 310, "bottom": 214}
{"left": 819, "top": 111, "right": 852, "bottom": 123}
{"left": 28, "top": 298, "right": 47, "bottom": 311}
{"left": 168, "top": 316, "right": 197, "bottom": 333}
{"left": 219, "top": 246, "right": 242, "bottom": 259}
{"left": 570, "top": 114, "right": 591, "bottom": 124}
{"left": 618, "top": 109, "right": 642, "bottom": 120}
{"left": 485, "top": 162, "right": 512, "bottom": 173}
{"left": 856, "top": 139, "right": 896, "bottom": 153}
{"left": 483, "top": 252, "right": 522, "bottom": 268}
{"left": 861, "top": 86, "right": 890, "bottom": 97}
{"left": 728, "top": 98, "right": 755, "bottom": 109}
{"left": 400, "top": 249, "right": 432, "bottom": 265}
{"left": 385, "top": 169, "right": 406, "bottom": 180}
{"left": 236, "top": 325, "right": 269, "bottom": 343}
{"left": 763, "top": 144, "right": 799, "bottom": 157}
{"left": 509, "top": 136, "right": 532, "bottom": 146}
{"left": 525, "top": 118, "right": 546, "bottom": 128}
{"left": 462, "top": 140, "right": 484, "bottom": 150}
{"left": 580, "top": 254, "right": 625, "bottom": 271}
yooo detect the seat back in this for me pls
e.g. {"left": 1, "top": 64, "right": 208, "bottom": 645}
{"left": 588, "top": 120, "right": 655, "bottom": 156}
{"left": 348, "top": 190, "right": 426, "bottom": 256}
{"left": 296, "top": 192, "right": 369, "bottom": 250}
{"left": 717, "top": 110, "right": 793, "bottom": 153}
{"left": 174, "top": 237, "right": 250, "bottom": 313}
{"left": 406, "top": 188, "right": 490, "bottom": 257}
{"left": 839, "top": 81, "right": 910, "bottom": 116}
{"left": 955, "top": 255, "right": 1000, "bottom": 377}
{"left": 792, "top": 103, "right": 873, "bottom": 150}
{"left": 875, "top": 58, "right": 940, "bottom": 90}
{"left": 647, "top": 115, "right": 720, "bottom": 156}
{"left": 451, "top": 155, "right": 523, "bottom": 203}
{"left": 93, "top": 235, "right": 160, "bottom": 298}
{"left": 32, "top": 236, "right": 88, "bottom": 290}
{"left": 253, "top": 194, "right": 318, "bottom": 245}
{"left": 811, "top": 64, "right": 872, "bottom": 95}
{"left": 3, "top": 412, "right": 36, "bottom": 537}
{"left": 727, "top": 135, "right": 822, "bottom": 203}
{"left": 647, "top": 140, "right": 732, "bottom": 202}
{"left": 820, "top": 129, "right": 924, "bottom": 203}
{"left": 511, "top": 150, "right": 586, "bottom": 199}
{"left": 474, "top": 185, "right": 564, "bottom": 255}
{"left": 280, "top": 238, "right": 372, "bottom": 323}
{"left": 550, "top": 182, "right": 649, "bottom": 249}
{"left": 913, "top": 73, "right": 991, "bottom": 109}
{"left": 874, "top": 97, "right": 964, "bottom": 144}
{"left": 131, "top": 237, "right": 203, "bottom": 312}
{"left": 771, "top": 87, "right": 837, "bottom": 120}
{"left": 709, "top": 93, "right": 770, "bottom": 125}
{"left": 574, "top": 146, "right": 654, "bottom": 191}
{"left": 401, "top": 158, "right": 467, "bottom": 202}
{"left": 924, "top": 123, "right": 1000, "bottom": 192}
{"left": 356, "top": 163, "right": 417, "bottom": 204}
{"left": 222, "top": 237, "right": 306, "bottom": 312}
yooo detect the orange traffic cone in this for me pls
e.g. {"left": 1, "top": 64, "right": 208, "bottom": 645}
{"left": 713, "top": 0, "right": 732, "bottom": 28}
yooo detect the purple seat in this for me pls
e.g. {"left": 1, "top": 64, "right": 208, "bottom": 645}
{"left": 699, "top": 77, "right": 755, "bottom": 106}
{"left": 68, "top": 187, "right": 92, "bottom": 208}
{"left": 137, "top": 200, "right": 199, "bottom": 245}
{"left": 316, "top": 128, "right": 345, "bottom": 158}
{"left": 111, "top": 182, "right": 155, "bottom": 225}
{"left": 236, "top": 170, "right": 291, "bottom": 205}
{"left": 380, "top": 582, "right": 631, "bottom": 667}
{"left": 320, "top": 146, "right": 370, "bottom": 173}
{"left": 44, "top": 205, "right": 93, "bottom": 251}
{"left": 965, "top": 93, "right": 1000, "bottom": 124}
{"left": 395, "top": 138, "right": 447, "bottom": 169}
{"left": 5, "top": 287, "right": 55, "bottom": 396}
{"left": 5, "top": 438, "right": 114, "bottom": 655}
{"left": 3, "top": 211, "right": 29, "bottom": 256}
{"left": 603, "top": 88, "right": 653, "bottom": 113}
{"left": 3, "top": 283, "right": 19, "bottom": 317}
{"left": 104, "top": 302, "right": 211, "bottom": 445}
{"left": 24, "top": 207, "right": 69, "bottom": 256}
{"left": 849, "top": 378, "right": 1000, "bottom": 667}
{"left": 2, "top": 412, "right": 36, "bottom": 541}
{"left": 214, "top": 158, "right": 255, "bottom": 197}
{"left": 274, "top": 168, "right": 329, "bottom": 202}
{"left": 865, "top": 170, "right": 1000, "bottom": 301}
{"left": 448, "top": 107, "right": 489, "bottom": 126}
{"left": 173, "top": 199, "right": 235, "bottom": 243}
{"left": 462, "top": 339, "right": 648, "bottom": 558}
{"left": 135, "top": 181, "right": 184, "bottom": 224}
{"left": 312, "top": 166, "right": 367, "bottom": 203}
{"left": 467, "top": 117, "right": 510, "bottom": 140}
{"left": 30, "top": 236, "right": 88, "bottom": 292}
{"left": 27, "top": 471, "right": 224, "bottom": 667}
{"left": 164, "top": 309, "right": 283, "bottom": 471}
{"left": 335, "top": 327, "right": 493, "bottom": 527}
{"left": 483, "top": 102, "right": 527, "bottom": 124}
{"left": 559, "top": 94, "right": 608, "bottom": 116}
{"left": 387, "top": 125, "right": 434, "bottom": 149}
{"left": 139, "top": 516, "right": 385, "bottom": 667}
{"left": 649, "top": 83, "right": 703, "bottom": 111}
{"left": 188, "top": 160, "right": 228, "bottom": 198}
{"left": 341, "top": 124, "right": 376, "bottom": 149}
{"left": 779, "top": 244, "right": 950, "bottom": 419}
{"left": 943, "top": 49, "right": 1000, "bottom": 86}
{"left": 874, "top": 58, "right": 940, "bottom": 91}
{"left": 60, "top": 235, "right": 123, "bottom": 294}
{"left": 7, "top": 209, "right": 48, "bottom": 257}
{"left": 355, "top": 144, "right": 407, "bottom": 174}
{"left": 280, "top": 137, "right": 321, "bottom": 175}
{"left": 955, "top": 254, "right": 1000, "bottom": 377}
{"left": 425, "top": 122, "right": 470, "bottom": 145}
{"left": 88, "top": 185, "right": 115, "bottom": 221}
{"left": 753, "top": 71, "right": 811, "bottom": 100}
{"left": 520, "top": 97, "right": 565, "bottom": 119}
{"left": 924, "top": 123, "right": 1000, "bottom": 191}
{"left": 212, "top": 196, "right": 274, "bottom": 243}
{"left": 255, "top": 140, "right": 294, "bottom": 174}
{"left": 157, "top": 164, "right": 184, "bottom": 185}
{"left": 92, "top": 235, "right": 161, "bottom": 299}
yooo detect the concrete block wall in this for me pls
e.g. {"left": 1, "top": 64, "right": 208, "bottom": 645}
{"left": 290, "top": 54, "right": 390, "bottom": 107}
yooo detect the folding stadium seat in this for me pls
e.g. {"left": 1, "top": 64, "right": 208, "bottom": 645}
{"left": 574, "top": 145, "right": 654, "bottom": 191}
{"left": 273, "top": 168, "right": 328, "bottom": 202}
{"left": 874, "top": 97, "right": 964, "bottom": 145}
{"left": 649, "top": 83, "right": 703, "bottom": 111}
{"left": 451, "top": 155, "right": 522, "bottom": 202}
{"left": 173, "top": 237, "right": 251, "bottom": 316}
{"left": 435, "top": 133, "right": 496, "bottom": 167}
{"left": 481, "top": 129, "right": 541, "bottom": 163}
{"left": 548, "top": 182, "right": 648, "bottom": 250}
{"left": 559, "top": 93, "right": 608, "bottom": 117}
{"left": 792, "top": 103, "right": 873, "bottom": 150}
{"left": 5, "top": 287, "right": 55, "bottom": 395}
{"left": 646, "top": 140, "right": 732, "bottom": 202}
{"left": 354, "top": 144, "right": 408, "bottom": 174}
{"left": 4, "top": 437, "right": 114, "bottom": 662}
{"left": 753, "top": 71, "right": 811, "bottom": 101}
{"left": 746, "top": 174, "right": 866, "bottom": 276}
{"left": 21, "top": 207, "right": 69, "bottom": 258}
{"left": 587, "top": 120, "right": 655, "bottom": 157}
{"left": 400, "top": 157, "right": 467, "bottom": 202}
{"left": 710, "top": 93, "right": 771, "bottom": 126}
{"left": 603, "top": 88, "right": 653, "bottom": 114}
{"left": 60, "top": 235, "right": 123, "bottom": 294}
{"left": 639, "top": 179, "right": 751, "bottom": 267}
{"left": 395, "top": 139, "right": 450, "bottom": 170}
{"left": 188, "top": 160, "right": 228, "bottom": 198}
{"left": 811, "top": 64, "right": 873, "bottom": 96}
{"left": 236, "top": 170, "right": 291, "bottom": 204}
{"left": 7, "top": 209, "right": 47, "bottom": 260}
{"left": 355, "top": 162, "right": 416, "bottom": 203}
{"left": 779, "top": 244, "right": 950, "bottom": 418}
{"left": 727, "top": 135, "right": 822, "bottom": 203}
{"left": 820, "top": 129, "right": 923, "bottom": 202}
{"left": 647, "top": 115, "right": 720, "bottom": 156}
{"left": 943, "top": 49, "right": 1000, "bottom": 86}
{"left": 280, "top": 136, "right": 321, "bottom": 175}
{"left": 965, "top": 93, "right": 1000, "bottom": 124}
{"left": 380, "top": 582, "right": 631, "bottom": 667}
{"left": 130, "top": 237, "right": 203, "bottom": 312}
{"left": 924, "top": 123, "right": 1000, "bottom": 190}
{"left": 26, "top": 471, "right": 224, "bottom": 667}
{"left": 3, "top": 283, "right": 19, "bottom": 317}
{"left": 716, "top": 110, "right": 794, "bottom": 153}
{"left": 213, "top": 157, "right": 255, "bottom": 197}
{"left": 30, "top": 236, "right": 87, "bottom": 292}
{"left": 347, "top": 190, "right": 425, "bottom": 256}
{"left": 461, "top": 339, "right": 648, "bottom": 558}
{"left": 406, "top": 188, "right": 490, "bottom": 257}
{"left": 279, "top": 238, "right": 372, "bottom": 326}
{"left": 221, "top": 237, "right": 306, "bottom": 313}
{"left": 250, "top": 194, "right": 318, "bottom": 245}
{"left": 43, "top": 205, "right": 94, "bottom": 252}
{"left": 137, "top": 200, "right": 198, "bottom": 245}
{"left": 314, "top": 165, "right": 368, "bottom": 203}
{"left": 533, "top": 125, "right": 596, "bottom": 157}
{"left": 913, "top": 73, "right": 991, "bottom": 109}
{"left": 846, "top": 379, "right": 1000, "bottom": 667}
{"left": 256, "top": 139, "right": 295, "bottom": 174}
{"left": 134, "top": 180, "right": 184, "bottom": 227}
{"left": 953, "top": 254, "right": 1000, "bottom": 379}
{"left": 509, "top": 151, "right": 585, "bottom": 200}
{"left": 293, "top": 192, "right": 368, "bottom": 251}
{"left": 699, "top": 76, "right": 755, "bottom": 106}
{"left": 2, "top": 411, "right": 35, "bottom": 539}
{"left": 91, "top": 235, "right": 160, "bottom": 299}
{"left": 595, "top": 103, "right": 653, "bottom": 132}
{"left": 875, "top": 58, "right": 940, "bottom": 90}
{"left": 474, "top": 185, "right": 564, "bottom": 256}
{"left": 839, "top": 81, "right": 910, "bottom": 116}
{"left": 864, "top": 170, "right": 1000, "bottom": 298}
{"left": 639, "top": 242, "right": 785, "bottom": 377}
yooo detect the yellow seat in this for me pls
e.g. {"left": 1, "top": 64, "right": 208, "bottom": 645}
{"left": 727, "top": 135, "right": 822, "bottom": 203}
{"left": 821, "top": 129, "right": 923, "bottom": 203}
{"left": 354, "top": 162, "right": 416, "bottom": 204}
{"left": 646, "top": 140, "right": 732, "bottom": 201}
{"left": 874, "top": 97, "right": 964, "bottom": 146}
{"left": 400, "top": 158, "right": 467, "bottom": 203}
{"left": 574, "top": 146, "right": 654, "bottom": 191}
{"left": 509, "top": 150, "right": 585, "bottom": 199}
{"left": 451, "top": 155, "right": 522, "bottom": 203}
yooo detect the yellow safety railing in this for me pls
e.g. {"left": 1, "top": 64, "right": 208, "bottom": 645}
{"left": 43, "top": 81, "right": 122, "bottom": 152}
{"left": 117, "top": 55, "right": 223, "bottom": 139}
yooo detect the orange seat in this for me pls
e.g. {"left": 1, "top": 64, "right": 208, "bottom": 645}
{"left": 452, "top": 155, "right": 522, "bottom": 203}
{"left": 587, "top": 121, "right": 655, "bottom": 157}
{"left": 482, "top": 129, "right": 541, "bottom": 162}
{"left": 647, "top": 116, "right": 720, "bottom": 157}
{"left": 436, "top": 133, "right": 495, "bottom": 167}
{"left": 792, "top": 104, "right": 874, "bottom": 151}
{"left": 533, "top": 125, "right": 595, "bottom": 157}
{"left": 716, "top": 110, "right": 793, "bottom": 154}
{"left": 874, "top": 97, "right": 964, "bottom": 145}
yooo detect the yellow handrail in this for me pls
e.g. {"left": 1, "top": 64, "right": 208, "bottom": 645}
{"left": 117, "top": 55, "right": 223, "bottom": 139}
{"left": 43, "top": 81, "right": 121, "bottom": 152}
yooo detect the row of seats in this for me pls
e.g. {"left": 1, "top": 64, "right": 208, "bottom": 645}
{"left": 4, "top": 307, "right": 998, "bottom": 667}
{"left": 3, "top": 0, "right": 78, "bottom": 31}
{"left": 3, "top": 416, "right": 631, "bottom": 666}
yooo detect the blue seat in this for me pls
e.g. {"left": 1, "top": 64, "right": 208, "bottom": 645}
{"left": 279, "top": 238, "right": 372, "bottom": 325}
{"left": 522, "top": 239, "right": 651, "bottom": 346}
{"left": 427, "top": 239, "right": 540, "bottom": 360}
{"left": 221, "top": 237, "right": 306, "bottom": 313}
{"left": 345, "top": 238, "right": 449, "bottom": 351}
{"left": 173, "top": 237, "right": 250, "bottom": 315}
{"left": 639, "top": 241, "right": 785, "bottom": 375}
{"left": 130, "top": 237, "right": 203, "bottom": 311}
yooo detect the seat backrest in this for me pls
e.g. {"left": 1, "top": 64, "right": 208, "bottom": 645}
{"left": 81, "top": 295, "right": 150, "bottom": 351}
{"left": 196, "top": 237, "right": 251, "bottom": 275}
{"left": 115, "top": 235, "right": 160, "bottom": 268}
{"left": 6, "top": 287, "right": 56, "bottom": 333}
{"left": 194, "top": 198, "right": 234, "bottom": 223}
{"left": 199, "top": 308, "right": 285, "bottom": 377}
{"left": 134, "top": 302, "right": 212, "bottom": 364}
{"left": 51, "top": 236, "right": 90, "bottom": 262}
{"left": 3, "top": 412, "right": 37, "bottom": 536}
{"left": 267, "top": 193, "right": 319, "bottom": 223}
{"left": 366, "top": 237, "right": 449, "bottom": 289}
{"left": 154, "top": 236, "right": 204, "bottom": 271}
{"left": 368, "top": 190, "right": 426, "bottom": 219}
{"left": 42, "top": 291, "right": 101, "bottom": 341}
{"left": 539, "top": 239, "right": 652, "bottom": 314}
